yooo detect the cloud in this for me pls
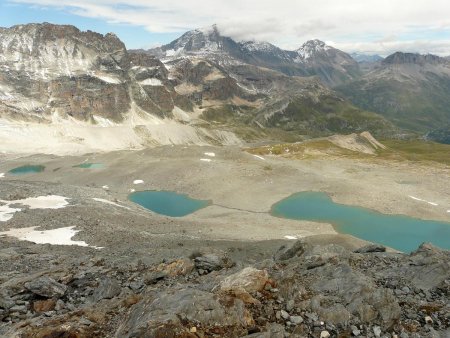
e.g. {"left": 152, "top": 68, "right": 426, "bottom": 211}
{"left": 10, "top": 0, "right": 450, "bottom": 55}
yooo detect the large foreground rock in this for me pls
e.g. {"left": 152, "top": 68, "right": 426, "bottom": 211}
{"left": 115, "top": 288, "right": 254, "bottom": 337}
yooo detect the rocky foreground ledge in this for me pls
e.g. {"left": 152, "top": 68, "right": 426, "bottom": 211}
{"left": 0, "top": 239, "right": 448, "bottom": 338}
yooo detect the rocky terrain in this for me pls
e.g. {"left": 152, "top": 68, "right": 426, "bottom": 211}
{"left": 0, "top": 235, "right": 448, "bottom": 337}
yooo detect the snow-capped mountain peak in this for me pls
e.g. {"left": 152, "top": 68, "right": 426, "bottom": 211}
{"left": 296, "top": 39, "right": 333, "bottom": 60}
{"left": 162, "top": 24, "right": 225, "bottom": 56}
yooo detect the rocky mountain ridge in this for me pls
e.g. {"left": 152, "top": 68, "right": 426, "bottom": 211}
{"left": 148, "top": 26, "right": 361, "bottom": 87}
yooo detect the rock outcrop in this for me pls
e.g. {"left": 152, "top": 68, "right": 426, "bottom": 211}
{"left": 0, "top": 240, "right": 448, "bottom": 337}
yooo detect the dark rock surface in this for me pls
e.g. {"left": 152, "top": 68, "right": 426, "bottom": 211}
{"left": 0, "top": 239, "right": 448, "bottom": 337}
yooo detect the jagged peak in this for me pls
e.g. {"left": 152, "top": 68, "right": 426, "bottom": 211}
{"left": 194, "top": 24, "right": 220, "bottom": 36}
{"left": 2, "top": 22, "right": 124, "bottom": 46}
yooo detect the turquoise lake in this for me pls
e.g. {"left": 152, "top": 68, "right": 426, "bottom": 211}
{"left": 129, "top": 191, "right": 210, "bottom": 217}
{"left": 73, "top": 163, "right": 104, "bottom": 169}
{"left": 271, "top": 191, "right": 450, "bottom": 253}
{"left": 9, "top": 165, "right": 45, "bottom": 175}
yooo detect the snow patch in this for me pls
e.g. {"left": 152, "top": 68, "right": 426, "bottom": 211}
{"left": 284, "top": 235, "right": 297, "bottom": 240}
{"left": 204, "top": 152, "right": 215, "bottom": 157}
{"left": 133, "top": 180, "right": 144, "bottom": 185}
{"left": 408, "top": 195, "right": 439, "bottom": 206}
{"left": 94, "top": 74, "right": 122, "bottom": 84}
{"left": 253, "top": 155, "right": 265, "bottom": 160}
{"left": 102, "top": 185, "right": 109, "bottom": 190}
{"left": 0, "top": 195, "right": 69, "bottom": 210}
{"left": 0, "top": 226, "right": 98, "bottom": 248}
{"left": 0, "top": 173, "right": 4, "bottom": 178}
{"left": 0, "top": 195, "right": 70, "bottom": 222}
{"left": 10, "top": 195, "right": 70, "bottom": 209}
{"left": 200, "top": 158, "right": 212, "bottom": 162}
{"left": 0, "top": 204, "right": 21, "bottom": 222}
{"left": 93, "top": 116, "right": 117, "bottom": 127}
{"left": 139, "top": 78, "right": 162, "bottom": 86}
{"left": 92, "top": 198, "right": 130, "bottom": 210}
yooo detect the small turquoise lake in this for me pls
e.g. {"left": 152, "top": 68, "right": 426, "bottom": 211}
{"left": 73, "top": 163, "right": 104, "bottom": 169}
{"left": 129, "top": 191, "right": 210, "bottom": 217}
{"left": 271, "top": 191, "right": 450, "bottom": 253}
{"left": 9, "top": 165, "right": 45, "bottom": 175}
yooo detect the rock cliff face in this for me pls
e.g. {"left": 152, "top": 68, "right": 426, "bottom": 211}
{"left": 0, "top": 23, "right": 131, "bottom": 121}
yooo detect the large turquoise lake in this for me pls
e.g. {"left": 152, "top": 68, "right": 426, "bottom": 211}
{"left": 129, "top": 191, "right": 210, "bottom": 217}
{"left": 9, "top": 165, "right": 45, "bottom": 175}
{"left": 271, "top": 191, "right": 450, "bottom": 253}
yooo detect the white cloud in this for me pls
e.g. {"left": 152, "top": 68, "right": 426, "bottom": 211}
{"left": 10, "top": 0, "right": 450, "bottom": 55}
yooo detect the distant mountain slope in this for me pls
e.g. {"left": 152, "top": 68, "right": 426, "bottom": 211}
{"left": 336, "top": 52, "right": 450, "bottom": 131}
{"left": 425, "top": 125, "right": 450, "bottom": 144}
{"left": 147, "top": 26, "right": 361, "bottom": 87}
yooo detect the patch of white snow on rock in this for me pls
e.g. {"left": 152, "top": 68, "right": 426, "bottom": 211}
{"left": 92, "top": 198, "right": 130, "bottom": 210}
{"left": 200, "top": 158, "right": 212, "bottom": 162}
{"left": 0, "top": 195, "right": 70, "bottom": 222}
{"left": 408, "top": 195, "right": 439, "bottom": 206}
{"left": 139, "top": 78, "right": 162, "bottom": 86}
{"left": 0, "top": 226, "right": 100, "bottom": 248}
{"left": 133, "top": 180, "right": 144, "bottom": 185}
{"left": 204, "top": 152, "right": 215, "bottom": 157}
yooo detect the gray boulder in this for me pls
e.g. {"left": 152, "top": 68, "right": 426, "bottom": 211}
{"left": 24, "top": 276, "right": 67, "bottom": 298}
{"left": 354, "top": 244, "right": 386, "bottom": 253}
{"left": 92, "top": 277, "right": 122, "bottom": 301}
{"left": 194, "top": 253, "right": 234, "bottom": 272}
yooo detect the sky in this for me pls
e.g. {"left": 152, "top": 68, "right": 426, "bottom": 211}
{"left": 2, "top": 0, "right": 450, "bottom": 56}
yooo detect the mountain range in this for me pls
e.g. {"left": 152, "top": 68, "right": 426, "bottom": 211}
{"left": 147, "top": 25, "right": 361, "bottom": 87}
{"left": 0, "top": 22, "right": 449, "bottom": 152}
